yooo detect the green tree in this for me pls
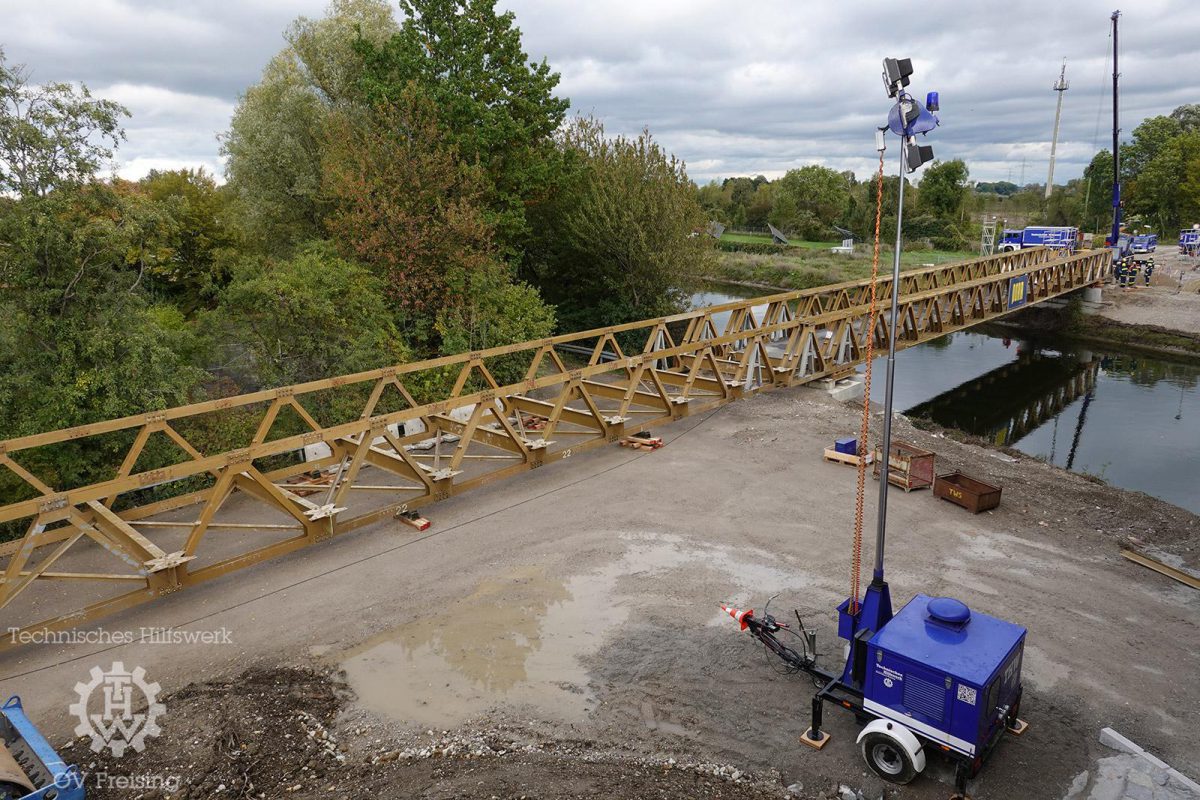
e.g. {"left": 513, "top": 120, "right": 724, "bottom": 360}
{"left": 775, "top": 165, "right": 850, "bottom": 232}
{"left": 527, "top": 117, "right": 713, "bottom": 333}
{"left": 210, "top": 244, "right": 408, "bottom": 388}
{"left": 745, "top": 182, "right": 775, "bottom": 229}
{"left": 136, "top": 168, "right": 236, "bottom": 308}
{"left": 1081, "top": 150, "right": 1114, "bottom": 234}
{"left": 918, "top": 159, "right": 969, "bottom": 220}
{"left": 695, "top": 180, "right": 731, "bottom": 224}
{"left": 0, "top": 48, "right": 128, "bottom": 198}
{"left": 1123, "top": 115, "right": 1182, "bottom": 179}
{"left": 1170, "top": 104, "right": 1200, "bottom": 134}
{"left": 357, "top": 0, "right": 570, "bottom": 254}
{"left": 0, "top": 183, "right": 208, "bottom": 495}
{"left": 1135, "top": 132, "right": 1200, "bottom": 234}
{"left": 221, "top": 0, "right": 398, "bottom": 252}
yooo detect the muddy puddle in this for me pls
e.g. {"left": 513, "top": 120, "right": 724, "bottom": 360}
{"left": 338, "top": 535, "right": 806, "bottom": 729}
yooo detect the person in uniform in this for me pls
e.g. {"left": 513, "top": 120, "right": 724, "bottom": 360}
{"left": 1144, "top": 257, "right": 1155, "bottom": 286}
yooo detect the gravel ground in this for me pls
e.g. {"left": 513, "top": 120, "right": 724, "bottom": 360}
{"left": 1098, "top": 248, "right": 1200, "bottom": 334}
{"left": 3, "top": 388, "right": 1197, "bottom": 800}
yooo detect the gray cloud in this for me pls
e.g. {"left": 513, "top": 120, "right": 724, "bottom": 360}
{"left": 2, "top": 1, "right": 1196, "bottom": 184}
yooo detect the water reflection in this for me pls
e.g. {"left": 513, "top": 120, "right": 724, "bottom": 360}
{"left": 907, "top": 347, "right": 1100, "bottom": 452}
{"left": 880, "top": 334, "right": 1200, "bottom": 514}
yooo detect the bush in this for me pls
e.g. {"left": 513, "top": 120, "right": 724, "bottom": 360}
{"left": 716, "top": 240, "right": 786, "bottom": 255}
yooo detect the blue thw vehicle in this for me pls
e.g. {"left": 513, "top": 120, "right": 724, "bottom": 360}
{"left": 998, "top": 225, "right": 1079, "bottom": 252}
{"left": 1131, "top": 233, "right": 1157, "bottom": 253}
{"left": 1180, "top": 228, "right": 1199, "bottom": 256}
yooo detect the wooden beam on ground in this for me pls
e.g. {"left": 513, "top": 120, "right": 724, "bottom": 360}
{"left": 1121, "top": 549, "right": 1200, "bottom": 591}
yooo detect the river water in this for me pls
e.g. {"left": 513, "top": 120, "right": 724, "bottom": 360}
{"left": 691, "top": 283, "right": 1200, "bottom": 514}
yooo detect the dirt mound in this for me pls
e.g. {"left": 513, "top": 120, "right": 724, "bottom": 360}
{"left": 80, "top": 667, "right": 344, "bottom": 798}
{"left": 77, "top": 667, "right": 795, "bottom": 800}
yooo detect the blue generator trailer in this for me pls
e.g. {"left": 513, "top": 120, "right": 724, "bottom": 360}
{"left": 722, "top": 55, "right": 1027, "bottom": 799}
{"left": 857, "top": 595, "right": 1025, "bottom": 778}
{"left": 723, "top": 587, "right": 1027, "bottom": 794}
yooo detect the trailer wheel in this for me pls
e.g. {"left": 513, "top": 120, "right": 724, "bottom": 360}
{"left": 861, "top": 731, "right": 919, "bottom": 784}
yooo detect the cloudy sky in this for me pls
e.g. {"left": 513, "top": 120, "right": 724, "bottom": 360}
{"left": 3, "top": 1, "right": 1196, "bottom": 185}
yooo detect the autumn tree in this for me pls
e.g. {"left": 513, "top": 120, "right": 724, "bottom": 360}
{"left": 323, "top": 90, "right": 553, "bottom": 354}
{"left": 135, "top": 168, "right": 236, "bottom": 308}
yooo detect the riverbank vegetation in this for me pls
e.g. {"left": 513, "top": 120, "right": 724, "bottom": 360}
{"left": 708, "top": 245, "right": 972, "bottom": 291}
{"left": 0, "top": 0, "right": 711, "bottom": 505}
{"left": 700, "top": 102, "right": 1200, "bottom": 253}
{"left": 697, "top": 159, "right": 972, "bottom": 252}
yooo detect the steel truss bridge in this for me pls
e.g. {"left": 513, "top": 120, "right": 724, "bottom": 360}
{"left": 0, "top": 247, "right": 1110, "bottom": 641}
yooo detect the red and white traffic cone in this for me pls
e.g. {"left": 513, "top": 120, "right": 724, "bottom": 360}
{"left": 720, "top": 604, "right": 754, "bottom": 630}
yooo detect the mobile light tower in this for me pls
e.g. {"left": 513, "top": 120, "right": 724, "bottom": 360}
{"left": 1046, "top": 60, "right": 1070, "bottom": 199}
{"left": 721, "top": 59, "right": 1029, "bottom": 799}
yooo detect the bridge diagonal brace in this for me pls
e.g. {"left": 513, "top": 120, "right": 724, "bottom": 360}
{"left": 0, "top": 524, "right": 87, "bottom": 610}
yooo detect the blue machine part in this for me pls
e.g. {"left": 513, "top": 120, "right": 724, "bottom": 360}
{"left": 0, "top": 697, "right": 84, "bottom": 800}
{"left": 887, "top": 95, "right": 939, "bottom": 137}
{"left": 861, "top": 595, "right": 1025, "bottom": 758}
{"left": 837, "top": 580, "right": 894, "bottom": 686}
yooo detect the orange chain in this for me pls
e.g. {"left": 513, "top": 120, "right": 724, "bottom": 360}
{"left": 850, "top": 150, "right": 887, "bottom": 612}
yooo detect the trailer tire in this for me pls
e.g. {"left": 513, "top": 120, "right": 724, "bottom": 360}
{"left": 860, "top": 731, "right": 919, "bottom": 784}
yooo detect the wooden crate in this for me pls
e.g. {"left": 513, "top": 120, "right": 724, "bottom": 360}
{"left": 872, "top": 440, "right": 935, "bottom": 492}
{"left": 934, "top": 471, "right": 1002, "bottom": 513}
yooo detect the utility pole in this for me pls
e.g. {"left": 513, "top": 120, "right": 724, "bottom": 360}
{"left": 1110, "top": 10, "right": 1122, "bottom": 247}
{"left": 1046, "top": 60, "right": 1070, "bottom": 199}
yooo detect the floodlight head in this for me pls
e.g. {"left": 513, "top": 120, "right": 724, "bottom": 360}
{"left": 904, "top": 139, "right": 934, "bottom": 173}
{"left": 882, "top": 57, "right": 913, "bottom": 97}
